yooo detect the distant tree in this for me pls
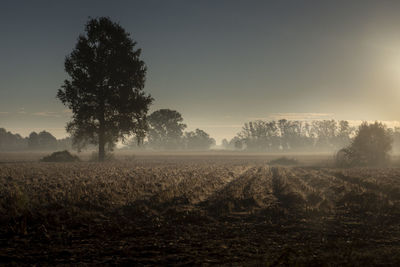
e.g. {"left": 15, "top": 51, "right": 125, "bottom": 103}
{"left": 28, "top": 132, "right": 40, "bottom": 149}
{"left": 278, "top": 120, "right": 307, "bottom": 151}
{"left": 336, "top": 122, "right": 392, "bottom": 167}
{"left": 393, "top": 127, "right": 400, "bottom": 153}
{"left": 38, "top": 131, "right": 57, "bottom": 150}
{"left": 230, "top": 136, "right": 244, "bottom": 150}
{"left": 147, "top": 109, "right": 186, "bottom": 149}
{"left": 126, "top": 135, "right": 148, "bottom": 150}
{"left": 335, "top": 120, "right": 354, "bottom": 148}
{"left": 278, "top": 119, "right": 290, "bottom": 151}
{"left": 312, "top": 120, "right": 337, "bottom": 150}
{"left": 0, "top": 128, "right": 27, "bottom": 151}
{"left": 221, "top": 138, "right": 229, "bottom": 149}
{"left": 27, "top": 131, "right": 57, "bottom": 150}
{"left": 184, "top": 129, "right": 215, "bottom": 150}
{"left": 57, "top": 136, "right": 73, "bottom": 150}
{"left": 239, "top": 120, "right": 279, "bottom": 151}
{"left": 57, "top": 17, "right": 153, "bottom": 161}
{"left": 0, "top": 128, "right": 6, "bottom": 150}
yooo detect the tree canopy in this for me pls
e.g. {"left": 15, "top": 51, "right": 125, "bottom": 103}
{"left": 57, "top": 17, "right": 153, "bottom": 161}
{"left": 147, "top": 109, "right": 187, "bottom": 149}
{"left": 336, "top": 122, "right": 393, "bottom": 167}
{"left": 28, "top": 131, "right": 57, "bottom": 150}
{"left": 184, "top": 129, "right": 216, "bottom": 150}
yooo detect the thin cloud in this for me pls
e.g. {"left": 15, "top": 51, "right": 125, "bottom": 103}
{"left": 0, "top": 112, "right": 9, "bottom": 114}
{"left": 191, "top": 124, "right": 243, "bottom": 128}
{"left": 32, "top": 111, "right": 61, "bottom": 118}
{"left": 264, "top": 113, "right": 335, "bottom": 121}
{"left": 347, "top": 120, "right": 400, "bottom": 129}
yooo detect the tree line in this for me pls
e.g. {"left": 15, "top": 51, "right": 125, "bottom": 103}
{"left": 0, "top": 128, "right": 72, "bottom": 151}
{"left": 0, "top": 109, "right": 216, "bottom": 151}
{"left": 222, "top": 119, "right": 355, "bottom": 152}
{"left": 3, "top": 119, "right": 400, "bottom": 155}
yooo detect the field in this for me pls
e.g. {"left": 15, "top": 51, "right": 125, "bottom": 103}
{"left": 1, "top": 152, "right": 400, "bottom": 265}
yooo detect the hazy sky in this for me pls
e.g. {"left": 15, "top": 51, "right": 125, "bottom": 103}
{"left": 2, "top": 0, "right": 400, "bottom": 143}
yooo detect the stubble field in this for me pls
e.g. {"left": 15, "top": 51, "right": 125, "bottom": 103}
{"left": 1, "top": 152, "right": 400, "bottom": 265}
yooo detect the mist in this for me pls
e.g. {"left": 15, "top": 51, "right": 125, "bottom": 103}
{"left": 3, "top": 1, "right": 400, "bottom": 265}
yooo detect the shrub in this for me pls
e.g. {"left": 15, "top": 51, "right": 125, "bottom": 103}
{"left": 269, "top": 157, "right": 299, "bottom": 166}
{"left": 40, "top": 150, "right": 80, "bottom": 162}
{"left": 335, "top": 122, "right": 392, "bottom": 167}
{"left": 335, "top": 148, "right": 355, "bottom": 167}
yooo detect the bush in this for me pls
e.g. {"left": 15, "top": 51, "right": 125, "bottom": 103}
{"left": 335, "top": 122, "right": 392, "bottom": 167}
{"left": 40, "top": 150, "right": 80, "bottom": 162}
{"left": 269, "top": 157, "right": 299, "bottom": 166}
{"left": 335, "top": 148, "right": 355, "bottom": 168}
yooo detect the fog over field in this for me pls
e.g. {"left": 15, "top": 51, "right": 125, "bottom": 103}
{"left": 2, "top": 0, "right": 400, "bottom": 265}
{"left": 3, "top": 1, "right": 400, "bottom": 143}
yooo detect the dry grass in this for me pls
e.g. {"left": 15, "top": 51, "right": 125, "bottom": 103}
{"left": 1, "top": 153, "right": 400, "bottom": 265}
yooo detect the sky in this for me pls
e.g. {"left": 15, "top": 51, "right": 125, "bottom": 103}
{"left": 2, "top": 0, "right": 400, "bottom": 143}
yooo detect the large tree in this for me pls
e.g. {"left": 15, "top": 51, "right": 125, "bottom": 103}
{"left": 57, "top": 17, "right": 153, "bottom": 161}
{"left": 147, "top": 109, "right": 186, "bottom": 149}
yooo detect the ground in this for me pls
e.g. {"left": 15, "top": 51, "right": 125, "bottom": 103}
{"left": 1, "top": 152, "right": 400, "bottom": 266}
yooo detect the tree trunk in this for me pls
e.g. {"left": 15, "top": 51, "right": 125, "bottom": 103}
{"left": 98, "top": 109, "right": 105, "bottom": 162}
{"left": 98, "top": 129, "right": 105, "bottom": 162}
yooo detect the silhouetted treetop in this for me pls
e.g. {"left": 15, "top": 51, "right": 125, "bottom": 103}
{"left": 147, "top": 109, "right": 186, "bottom": 149}
{"left": 184, "top": 129, "right": 215, "bottom": 150}
{"left": 335, "top": 122, "right": 393, "bottom": 167}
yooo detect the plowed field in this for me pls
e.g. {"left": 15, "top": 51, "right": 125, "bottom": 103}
{"left": 1, "top": 155, "right": 400, "bottom": 265}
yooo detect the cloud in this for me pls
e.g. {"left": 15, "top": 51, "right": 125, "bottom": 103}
{"left": 0, "top": 112, "right": 9, "bottom": 114}
{"left": 10, "top": 109, "right": 70, "bottom": 118}
{"left": 347, "top": 120, "right": 400, "bottom": 129}
{"left": 190, "top": 124, "right": 243, "bottom": 128}
{"left": 32, "top": 111, "right": 61, "bottom": 118}
{"left": 258, "top": 113, "right": 335, "bottom": 121}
